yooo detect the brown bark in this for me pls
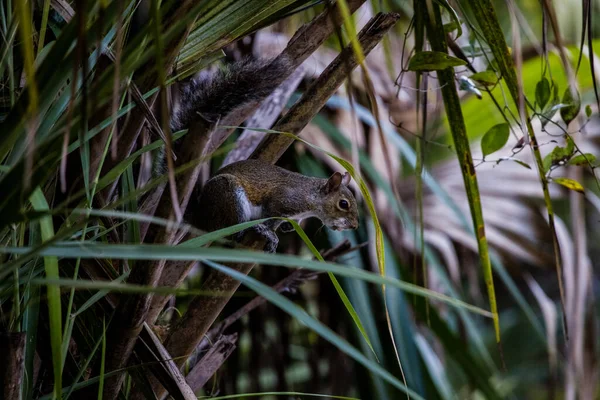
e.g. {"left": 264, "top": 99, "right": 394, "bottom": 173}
{"left": 0, "top": 332, "right": 26, "bottom": 400}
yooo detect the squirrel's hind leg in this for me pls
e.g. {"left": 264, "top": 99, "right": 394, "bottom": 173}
{"left": 196, "top": 174, "right": 278, "bottom": 252}
{"left": 195, "top": 174, "right": 246, "bottom": 232}
{"left": 250, "top": 224, "right": 279, "bottom": 253}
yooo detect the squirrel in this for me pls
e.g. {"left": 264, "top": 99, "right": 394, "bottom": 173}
{"left": 168, "top": 57, "right": 359, "bottom": 252}
{"left": 192, "top": 159, "right": 359, "bottom": 253}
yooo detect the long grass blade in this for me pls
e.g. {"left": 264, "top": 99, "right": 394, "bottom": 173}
{"left": 29, "top": 188, "right": 63, "bottom": 400}
{"left": 424, "top": 2, "right": 501, "bottom": 346}
{"left": 4, "top": 243, "right": 494, "bottom": 318}
{"left": 203, "top": 260, "right": 424, "bottom": 400}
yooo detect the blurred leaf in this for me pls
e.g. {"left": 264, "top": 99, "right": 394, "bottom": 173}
{"left": 560, "top": 87, "right": 581, "bottom": 125}
{"left": 568, "top": 153, "right": 597, "bottom": 166}
{"left": 469, "top": 71, "right": 497, "bottom": 86}
{"left": 407, "top": 51, "right": 467, "bottom": 71}
{"left": 414, "top": 335, "right": 456, "bottom": 400}
{"left": 443, "top": 21, "right": 459, "bottom": 34}
{"left": 548, "top": 142, "right": 574, "bottom": 168}
{"left": 481, "top": 123, "right": 510, "bottom": 157}
{"left": 380, "top": 234, "right": 425, "bottom": 395}
{"left": 510, "top": 159, "right": 532, "bottom": 169}
{"left": 458, "top": 41, "right": 600, "bottom": 139}
{"left": 540, "top": 102, "right": 565, "bottom": 128}
{"left": 552, "top": 177, "right": 585, "bottom": 193}
{"left": 434, "top": 0, "right": 463, "bottom": 38}
{"left": 98, "top": 317, "right": 107, "bottom": 400}
{"left": 585, "top": 104, "right": 592, "bottom": 118}
{"left": 543, "top": 153, "right": 553, "bottom": 173}
{"left": 535, "top": 78, "right": 551, "bottom": 109}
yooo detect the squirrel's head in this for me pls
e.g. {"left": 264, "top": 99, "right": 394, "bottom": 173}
{"left": 318, "top": 171, "right": 359, "bottom": 231}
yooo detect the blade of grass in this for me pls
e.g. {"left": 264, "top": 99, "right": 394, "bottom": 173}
{"left": 299, "top": 158, "right": 393, "bottom": 397}
{"left": 21, "top": 224, "right": 41, "bottom": 400}
{"left": 466, "top": 0, "right": 567, "bottom": 340}
{"left": 203, "top": 259, "right": 424, "bottom": 400}
{"left": 321, "top": 97, "right": 546, "bottom": 342}
{"left": 424, "top": 3, "right": 501, "bottom": 348}
{"left": 15, "top": 0, "right": 39, "bottom": 191}
{"left": 414, "top": 335, "right": 456, "bottom": 400}
{"left": 29, "top": 188, "right": 63, "bottom": 400}
{"left": 36, "top": 0, "right": 51, "bottom": 57}
{"left": 5, "top": 244, "right": 494, "bottom": 318}
{"left": 285, "top": 218, "right": 378, "bottom": 359}
{"left": 64, "top": 315, "right": 114, "bottom": 400}
{"left": 98, "top": 317, "right": 107, "bottom": 400}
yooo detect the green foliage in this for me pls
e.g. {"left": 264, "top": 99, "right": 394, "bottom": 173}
{"left": 407, "top": 50, "right": 467, "bottom": 71}
{"left": 1, "top": 0, "right": 599, "bottom": 399}
{"left": 568, "top": 153, "right": 597, "bottom": 166}
{"left": 481, "top": 123, "right": 510, "bottom": 157}
{"left": 469, "top": 70, "right": 498, "bottom": 86}
{"left": 551, "top": 177, "right": 585, "bottom": 193}
{"left": 560, "top": 86, "right": 581, "bottom": 126}
{"left": 458, "top": 41, "right": 600, "bottom": 140}
{"left": 535, "top": 77, "right": 551, "bottom": 109}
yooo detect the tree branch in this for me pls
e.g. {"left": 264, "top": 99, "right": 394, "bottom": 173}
{"left": 251, "top": 12, "right": 401, "bottom": 163}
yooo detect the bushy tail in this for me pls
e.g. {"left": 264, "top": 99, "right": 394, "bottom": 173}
{"left": 171, "top": 57, "right": 290, "bottom": 130}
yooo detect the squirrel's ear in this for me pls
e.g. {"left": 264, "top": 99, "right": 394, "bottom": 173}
{"left": 341, "top": 172, "right": 351, "bottom": 186}
{"left": 324, "top": 172, "right": 343, "bottom": 193}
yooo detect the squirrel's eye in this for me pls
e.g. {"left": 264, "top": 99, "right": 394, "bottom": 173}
{"left": 339, "top": 199, "right": 349, "bottom": 210}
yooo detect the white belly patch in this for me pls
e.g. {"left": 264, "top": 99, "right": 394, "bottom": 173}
{"left": 235, "top": 188, "right": 263, "bottom": 221}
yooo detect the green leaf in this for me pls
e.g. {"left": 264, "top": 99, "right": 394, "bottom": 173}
{"left": 29, "top": 189, "right": 62, "bottom": 400}
{"left": 560, "top": 87, "right": 581, "bottom": 125}
{"left": 552, "top": 177, "right": 585, "bottom": 193}
{"left": 543, "top": 153, "right": 553, "bottom": 173}
{"left": 407, "top": 51, "right": 467, "bottom": 71}
{"left": 424, "top": 5, "right": 501, "bottom": 346}
{"left": 443, "top": 21, "right": 459, "bottom": 34}
{"left": 469, "top": 71, "right": 497, "bottom": 86}
{"left": 568, "top": 153, "right": 597, "bottom": 166}
{"left": 549, "top": 143, "right": 574, "bottom": 166}
{"left": 585, "top": 104, "right": 592, "bottom": 118}
{"left": 540, "top": 101, "right": 564, "bottom": 127}
{"left": 565, "top": 135, "right": 575, "bottom": 154}
{"left": 481, "top": 123, "right": 510, "bottom": 157}
{"left": 535, "top": 78, "right": 551, "bottom": 109}
{"left": 510, "top": 159, "right": 531, "bottom": 169}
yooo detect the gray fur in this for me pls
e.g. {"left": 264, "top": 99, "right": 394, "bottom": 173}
{"left": 195, "top": 160, "right": 359, "bottom": 252}
{"left": 171, "top": 57, "right": 291, "bottom": 130}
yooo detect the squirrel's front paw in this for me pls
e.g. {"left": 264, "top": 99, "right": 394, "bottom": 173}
{"left": 253, "top": 224, "right": 279, "bottom": 253}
